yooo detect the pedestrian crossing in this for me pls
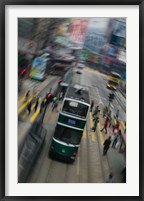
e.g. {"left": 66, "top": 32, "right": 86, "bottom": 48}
{"left": 18, "top": 94, "right": 126, "bottom": 147}
{"left": 18, "top": 94, "right": 45, "bottom": 123}
{"left": 81, "top": 111, "right": 126, "bottom": 149}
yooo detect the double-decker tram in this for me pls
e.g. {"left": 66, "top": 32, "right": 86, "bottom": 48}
{"left": 49, "top": 85, "right": 90, "bottom": 162}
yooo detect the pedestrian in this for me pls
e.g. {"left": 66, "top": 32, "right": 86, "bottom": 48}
{"left": 52, "top": 96, "right": 57, "bottom": 107}
{"left": 52, "top": 99, "right": 59, "bottom": 112}
{"left": 107, "top": 110, "right": 111, "bottom": 119}
{"left": 34, "top": 97, "right": 40, "bottom": 112}
{"left": 116, "top": 109, "right": 119, "bottom": 120}
{"left": 113, "top": 120, "right": 120, "bottom": 133}
{"left": 114, "top": 129, "right": 122, "bottom": 149}
{"left": 91, "top": 116, "right": 99, "bottom": 132}
{"left": 124, "top": 122, "right": 126, "bottom": 134}
{"left": 59, "top": 91, "right": 63, "bottom": 100}
{"left": 90, "top": 100, "right": 94, "bottom": 112}
{"left": 27, "top": 101, "right": 32, "bottom": 115}
{"left": 24, "top": 90, "right": 30, "bottom": 102}
{"left": 100, "top": 118, "right": 109, "bottom": 134}
{"left": 103, "top": 106, "right": 108, "bottom": 118}
{"left": 92, "top": 105, "right": 100, "bottom": 120}
{"left": 109, "top": 115, "right": 113, "bottom": 128}
{"left": 121, "top": 167, "right": 126, "bottom": 183}
{"left": 46, "top": 92, "right": 53, "bottom": 105}
{"left": 111, "top": 133, "right": 119, "bottom": 148}
{"left": 40, "top": 99, "right": 45, "bottom": 113}
{"left": 106, "top": 173, "right": 114, "bottom": 183}
{"left": 103, "top": 136, "right": 111, "bottom": 155}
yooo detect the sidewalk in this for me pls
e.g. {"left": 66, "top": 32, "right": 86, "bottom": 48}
{"left": 98, "top": 112, "right": 126, "bottom": 183}
{"left": 107, "top": 148, "right": 126, "bottom": 183}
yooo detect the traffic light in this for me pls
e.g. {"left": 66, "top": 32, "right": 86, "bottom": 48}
{"left": 108, "top": 93, "right": 115, "bottom": 102}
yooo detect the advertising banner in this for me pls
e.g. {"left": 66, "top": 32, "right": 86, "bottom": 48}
{"left": 70, "top": 18, "right": 89, "bottom": 44}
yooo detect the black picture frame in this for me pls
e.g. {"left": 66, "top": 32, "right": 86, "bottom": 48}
{"left": 0, "top": 0, "right": 143, "bottom": 200}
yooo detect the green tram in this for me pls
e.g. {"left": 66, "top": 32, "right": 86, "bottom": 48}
{"left": 49, "top": 85, "right": 90, "bottom": 162}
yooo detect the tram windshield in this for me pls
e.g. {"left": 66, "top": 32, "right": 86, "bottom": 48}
{"left": 62, "top": 100, "right": 89, "bottom": 119}
{"left": 54, "top": 125, "right": 82, "bottom": 145}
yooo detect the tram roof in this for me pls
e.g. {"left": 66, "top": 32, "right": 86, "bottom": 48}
{"left": 65, "top": 85, "right": 90, "bottom": 105}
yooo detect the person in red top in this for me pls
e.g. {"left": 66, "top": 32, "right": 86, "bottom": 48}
{"left": 100, "top": 117, "right": 109, "bottom": 134}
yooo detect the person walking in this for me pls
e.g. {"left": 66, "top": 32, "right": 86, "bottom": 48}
{"left": 27, "top": 101, "right": 32, "bottom": 115}
{"left": 34, "top": 97, "right": 40, "bottom": 112}
{"left": 103, "top": 136, "right": 111, "bottom": 155}
{"left": 121, "top": 167, "right": 126, "bottom": 183}
{"left": 40, "top": 99, "right": 45, "bottom": 113}
{"left": 46, "top": 92, "right": 53, "bottom": 105}
{"left": 100, "top": 118, "right": 109, "bottom": 134}
{"left": 103, "top": 106, "right": 108, "bottom": 118}
{"left": 109, "top": 114, "right": 113, "bottom": 128}
{"left": 90, "top": 100, "right": 94, "bottom": 112}
{"left": 91, "top": 116, "right": 99, "bottom": 132}
{"left": 111, "top": 133, "right": 119, "bottom": 148}
{"left": 24, "top": 90, "right": 30, "bottom": 102}
{"left": 92, "top": 105, "right": 100, "bottom": 120}
{"left": 52, "top": 99, "right": 59, "bottom": 112}
{"left": 52, "top": 96, "right": 57, "bottom": 108}
{"left": 116, "top": 109, "right": 119, "bottom": 120}
{"left": 124, "top": 122, "right": 126, "bottom": 134}
{"left": 106, "top": 173, "right": 114, "bottom": 183}
{"left": 113, "top": 120, "right": 120, "bottom": 133}
{"left": 115, "top": 129, "right": 122, "bottom": 149}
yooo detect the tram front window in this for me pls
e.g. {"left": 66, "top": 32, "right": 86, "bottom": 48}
{"left": 62, "top": 100, "right": 89, "bottom": 119}
{"left": 54, "top": 125, "right": 82, "bottom": 145}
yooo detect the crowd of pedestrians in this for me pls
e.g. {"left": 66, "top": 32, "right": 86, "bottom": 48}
{"left": 90, "top": 100, "right": 126, "bottom": 183}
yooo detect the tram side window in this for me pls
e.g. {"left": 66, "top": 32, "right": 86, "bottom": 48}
{"left": 62, "top": 100, "right": 89, "bottom": 119}
{"left": 54, "top": 125, "right": 82, "bottom": 145}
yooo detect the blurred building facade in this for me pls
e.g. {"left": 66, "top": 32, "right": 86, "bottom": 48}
{"left": 82, "top": 18, "right": 126, "bottom": 76}
{"left": 18, "top": 18, "right": 52, "bottom": 59}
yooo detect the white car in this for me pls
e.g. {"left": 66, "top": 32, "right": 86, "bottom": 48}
{"left": 77, "top": 63, "right": 85, "bottom": 69}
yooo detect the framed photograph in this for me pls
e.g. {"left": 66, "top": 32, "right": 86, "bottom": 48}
{"left": 0, "top": 0, "right": 143, "bottom": 200}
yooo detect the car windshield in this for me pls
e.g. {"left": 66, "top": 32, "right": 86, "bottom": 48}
{"left": 62, "top": 100, "right": 89, "bottom": 119}
{"left": 54, "top": 125, "right": 82, "bottom": 145}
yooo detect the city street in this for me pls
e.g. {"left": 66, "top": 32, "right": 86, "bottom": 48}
{"left": 18, "top": 67, "right": 126, "bottom": 183}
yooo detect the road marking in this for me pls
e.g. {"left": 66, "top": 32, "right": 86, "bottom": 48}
{"left": 77, "top": 156, "right": 80, "bottom": 176}
{"left": 111, "top": 104, "right": 114, "bottom": 109}
{"left": 18, "top": 95, "right": 26, "bottom": 104}
{"left": 21, "top": 98, "right": 42, "bottom": 120}
{"left": 89, "top": 113, "right": 96, "bottom": 142}
{"left": 114, "top": 118, "right": 117, "bottom": 124}
{"left": 30, "top": 107, "right": 40, "bottom": 123}
{"left": 121, "top": 120, "right": 126, "bottom": 130}
{"left": 18, "top": 96, "right": 34, "bottom": 114}
{"left": 97, "top": 123, "right": 104, "bottom": 146}
{"left": 82, "top": 127, "right": 87, "bottom": 139}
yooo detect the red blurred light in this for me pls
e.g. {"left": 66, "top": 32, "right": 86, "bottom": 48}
{"left": 73, "top": 152, "right": 77, "bottom": 156}
{"left": 58, "top": 79, "right": 62, "bottom": 83}
{"left": 47, "top": 93, "right": 52, "bottom": 98}
{"left": 21, "top": 69, "right": 26, "bottom": 75}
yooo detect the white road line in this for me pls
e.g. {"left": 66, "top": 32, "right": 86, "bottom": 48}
{"left": 77, "top": 156, "right": 80, "bottom": 176}
{"left": 111, "top": 104, "right": 114, "bottom": 109}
